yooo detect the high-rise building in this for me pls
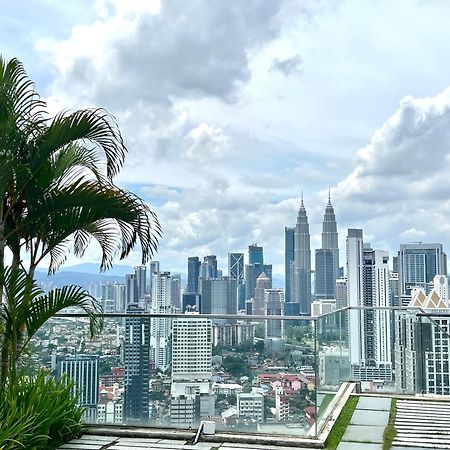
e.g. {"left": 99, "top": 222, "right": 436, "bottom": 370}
{"left": 125, "top": 274, "right": 138, "bottom": 306}
{"left": 315, "top": 193, "right": 339, "bottom": 299}
{"left": 228, "top": 252, "right": 245, "bottom": 310}
{"left": 171, "top": 274, "right": 181, "bottom": 310}
{"left": 199, "top": 277, "right": 237, "bottom": 318}
{"left": 182, "top": 292, "right": 201, "bottom": 312}
{"left": 56, "top": 355, "right": 99, "bottom": 421}
{"left": 264, "top": 289, "right": 285, "bottom": 351}
{"left": 398, "top": 243, "right": 447, "bottom": 306}
{"left": 291, "top": 198, "right": 311, "bottom": 315}
{"left": 201, "top": 255, "right": 218, "bottom": 280}
{"left": 248, "top": 244, "right": 264, "bottom": 265}
{"left": 252, "top": 272, "right": 272, "bottom": 316}
{"left": 150, "top": 272, "right": 173, "bottom": 372}
{"left": 170, "top": 314, "right": 214, "bottom": 427}
{"left": 395, "top": 276, "right": 450, "bottom": 395}
{"left": 335, "top": 278, "right": 347, "bottom": 309}
{"left": 187, "top": 257, "right": 201, "bottom": 293}
{"left": 346, "top": 229, "right": 392, "bottom": 381}
{"left": 172, "top": 315, "right": 212, "bottom": 381}
{"left": 284, "top": 227, "right": 295, "bottom": 303}
{"left": 228, "top": 253, "right": 244, "bottom": 280}
{"left": 148, "top": 260, "right": 160, "bottom": 296}
{"left": 244, "top": 262, "right": 272, "bottom": 301}
{"left": 123, "top": 304, "right": 150, "bottom": 423}
{"left": 134, "top": 265, "right": 147, "bottom": 300}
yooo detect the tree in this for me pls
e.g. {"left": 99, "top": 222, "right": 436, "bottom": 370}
{"left": 0, "top": 56, "right": 161, "bottom": 384}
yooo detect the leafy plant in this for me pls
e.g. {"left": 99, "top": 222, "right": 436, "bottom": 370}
{"left": 0, "top": 371, "right": 84, "bottom": 449}
{"left": 0, "top": 54, "right": 161, "bottom": 383}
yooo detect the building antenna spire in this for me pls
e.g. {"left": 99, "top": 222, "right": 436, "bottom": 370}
{"left": 301, "top": 189, "right": 304, "bottom": 207}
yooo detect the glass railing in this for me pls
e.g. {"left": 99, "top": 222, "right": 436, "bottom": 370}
{"left": 28, "top": 306, "right": 450, "bottom": 440}
{"left": 31, "top": 312, "right": 319, "bottom": 438}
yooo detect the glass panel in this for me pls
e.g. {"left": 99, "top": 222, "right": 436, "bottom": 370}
{"left": 29, "top": 314, "right": 319, "bottom": 438}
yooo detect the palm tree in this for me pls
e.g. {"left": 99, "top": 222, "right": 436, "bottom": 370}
{"left": 0, "top": 56, "right": 161, "bottom": 383}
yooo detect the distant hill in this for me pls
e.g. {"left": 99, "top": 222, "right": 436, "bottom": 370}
{"left": 35, "top": 263, "right": 284, "bottom": 291}
{"left": 34, "top": 270, "right": 125, "bottom": 290}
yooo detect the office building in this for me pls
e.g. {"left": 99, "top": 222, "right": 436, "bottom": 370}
{"left": 199, "top": 277, "right": 237, "bottom": 318}
{"left": 228, "top": 252, "right": 244, "bottom": 280}
{"left": 182, "top": 292, "right": 201, "bottom": 312}
{"left": 248, "top": 244, "right": 264, "bottom": 265}
{"left": 187, "top": 256, "right": 201, "bottom": 293}
{"left": 150, "top": 272, "right": 173, "bottom": 372}
{"left": 311, "top": 299, "right": 336, "bottom": 317}
{"left": 125, "top": 273, "right": 138, "bottom": 306}
{"left": 134, "top": 265, "right": 147, "bottom": 300}
{"left": 201, "top": 255, "right": 218, "bottom": 280}
{"left": 291, "top": 197, "right": 311, "bottom": 314}
{"left": 114, "top": 283, "right": 126, "bottom": 312}
{"left": 315, "top": 193, "right": 339, "bottom": 299}
{"left": 285, "top": 227, "right": 295, "bottom": 303}
{"left": 56, "top": 355, "right": 99, "bottom": 421}
{"left": 123, "top": 304, "right": 150, "bottom": 423}
{"left": 245, "top": 245, "right": 272, "bottom": 301}
{"left": 398, "top": 243, "right": 447, "bottom": 306}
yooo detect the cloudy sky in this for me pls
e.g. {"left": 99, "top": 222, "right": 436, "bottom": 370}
{"left": 3, "top": 0, "right": 450, "bottom": 276}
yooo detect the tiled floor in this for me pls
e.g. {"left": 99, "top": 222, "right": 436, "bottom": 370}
{"left": 59, "top": 435, "right": 315, "bottom": 450}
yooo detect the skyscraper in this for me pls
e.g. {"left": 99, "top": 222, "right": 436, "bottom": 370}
{"left": 228, "top": 253, "right": 244, "bottom": 280}
{"left": 398, "top": 243, "right": 447, "bottom": 306}
{"left": 252, "top": 272, "right": 272, "bottom": 315}
{"left": 187, "top": 256, "right": 201, "bottom": 293}
{"left": 148, "top": 260, "right": 160, "bottom": 296}
{"left": 248, "top": 244, "right": 264, "bottom": 265}
{"left": 315, "top": 193, "right": 339, "bottom": 299}
{"left": 134, "top": 265, "right": 147, "bottom": 300}
{"left": 229, "top": 252, "right": 245, "bottom": 311}
{"left": 125, "top": 274, "right": 138, "bottom": 306}
{"left": 346, "top": 229, "right": 392, "bottom": 381}
{"left": 244, "top": 244, "right": 272, "bottom": 301}
{"left": 284, "top": 227, "right": 295, "bottom": 303}
{"left": 124, "top": 304, "right": 150, "bottom": 423}
{"left": 291, "top": 198, "right": 311, "bottom": 315}
{"left": 199, "top": 277, "right": 237, "bottom": 318}
{"left": 150, "top": 272, "right": 173, "bottom": 372}
{"left": 56, "top": 355, "right": 99, "bottom": 421}
{"left": 265, "top": 288, "right": 285, "bottom": 351}
{"left": 201, "top": 255, "right": 218, "bottom": 280}
{"left": 171, "top": 274, "right": 181, "bottom": 309}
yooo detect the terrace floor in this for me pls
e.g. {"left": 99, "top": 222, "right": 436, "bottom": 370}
{"left": 59, "top": 436, "right": 316, "bottom": 450}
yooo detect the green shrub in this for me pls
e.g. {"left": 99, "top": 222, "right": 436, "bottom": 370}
{"left": 0, "top": 371, "right": 84, "bottom": 449}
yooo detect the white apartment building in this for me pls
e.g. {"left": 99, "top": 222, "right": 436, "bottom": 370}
{"left": 237, "top": 393, "right": 264, "bottom": 422}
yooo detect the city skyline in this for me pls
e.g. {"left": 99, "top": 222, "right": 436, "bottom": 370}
{"left": 4, "top": 1, "right": 450, "bottom": 276}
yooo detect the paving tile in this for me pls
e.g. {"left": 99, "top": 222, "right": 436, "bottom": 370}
{"left": 350, "top": 409, "right": 390, "bottom": 426}
{"left": 342, "top": 424, "right": 385, "bottom": 443}
{"left": 357, "top": 397, "right": 392, "bottom": 411}
{"left": 392, "top": 447, "right": 438, "bottom": 450}
{"left": 337, "top": 443, "right": 382, "bottom": 450}
{"left": 60, "top": 444, "right": 105, "bottom": 450}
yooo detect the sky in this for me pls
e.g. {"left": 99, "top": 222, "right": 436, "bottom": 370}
{"left": 3, "top": 0, "right": 450, "bottom": 277}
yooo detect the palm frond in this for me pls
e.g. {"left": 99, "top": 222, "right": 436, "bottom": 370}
{"left": 33, "top": 108, "right": 125, "bottom": 180}
{"left": 25, "top": 284, "right": 103, "bottom": 340}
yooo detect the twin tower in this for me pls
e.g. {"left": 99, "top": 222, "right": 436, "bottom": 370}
{"left": 285, "top": 193, "right": 339, "bottom": 315}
